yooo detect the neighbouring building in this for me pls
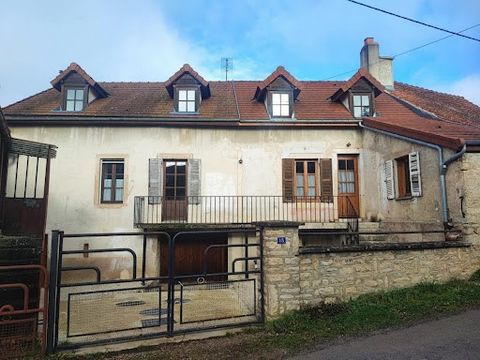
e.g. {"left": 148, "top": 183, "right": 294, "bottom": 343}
{"left": 3, "top": 38, "right": 480, "bottom": 342}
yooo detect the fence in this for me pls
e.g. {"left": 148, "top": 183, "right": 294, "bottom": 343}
{"left": 134, "top": 195, "right": 358, "bottom": 226}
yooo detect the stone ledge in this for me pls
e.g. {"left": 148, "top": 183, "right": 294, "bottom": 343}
{"left": 299, "top": 241, "right": 471, "bottom": 254}
{"left": 256, "top": 221, "right": 303, "bottom": 228}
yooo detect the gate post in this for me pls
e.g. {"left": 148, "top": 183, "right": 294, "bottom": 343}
{"left": 46, "top": 230, "right": 60, "bottom": 354}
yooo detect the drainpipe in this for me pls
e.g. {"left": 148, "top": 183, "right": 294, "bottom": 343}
{"left": 359, "top": 121, "right": 469, "bottom": 227}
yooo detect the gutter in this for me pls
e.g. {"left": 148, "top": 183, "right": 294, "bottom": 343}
{"left": 359, "top": 121, "right": 469, "bottom": 227}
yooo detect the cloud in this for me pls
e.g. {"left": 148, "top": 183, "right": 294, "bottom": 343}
{"left": 448, "top": 74, "right": 480, "bottom": 106}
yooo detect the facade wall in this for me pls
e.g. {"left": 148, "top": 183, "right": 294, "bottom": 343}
{"left": 460, "top": 153, "right": 480, "bottom": 244}
{"left": 10, "top": 126, "right": 362, "bottom": 240}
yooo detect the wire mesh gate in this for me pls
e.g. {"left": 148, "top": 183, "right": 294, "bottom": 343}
{"left": 46, "top": 229, "right": 263, "bottom": 352}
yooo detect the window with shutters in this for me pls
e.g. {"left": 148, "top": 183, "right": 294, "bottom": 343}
{"left": 388, "top": 152, "right": 422, "bottom": 200}
{"left": 283, "top": 159, "right": 332, "bottom": 202}
{"left": 101, "top": 159, "right": 124, "bottom": 203}
{"left": 164, "top": 160, "right": 187, "bottom": 200}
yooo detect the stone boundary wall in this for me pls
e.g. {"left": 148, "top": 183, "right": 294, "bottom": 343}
{"left": 262, "top": 226, "right": 480, "bottom": 319}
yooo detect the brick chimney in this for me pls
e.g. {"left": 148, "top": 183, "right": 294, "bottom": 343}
{"left": 360, "top": 37, "right": 394, "bottom": 90}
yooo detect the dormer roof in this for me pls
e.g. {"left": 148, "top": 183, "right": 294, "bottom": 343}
{"left": 50, "top": 62, "right": 108, "bottom": 98}
{"left": 329, "top": 67, "right": 385, "bottom": 102}
{"left": 254, "top": 66, "right": 302, "bottom": 101}
{"left": 164, "top": 64, "right": 210, "bottom": 99}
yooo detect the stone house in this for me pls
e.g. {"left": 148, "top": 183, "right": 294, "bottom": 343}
{"left": 3, "top": 38, "right": 480, "bottom": 320}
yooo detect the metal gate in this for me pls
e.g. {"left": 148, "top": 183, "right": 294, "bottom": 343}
{"left": 46, "top": 229, "right": 263, "bottom": 352}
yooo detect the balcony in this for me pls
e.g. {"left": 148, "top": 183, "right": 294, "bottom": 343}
{"left": 134, "top": 195, "right": 358, "bottom": 227}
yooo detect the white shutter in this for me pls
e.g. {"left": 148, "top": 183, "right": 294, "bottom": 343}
{"left": 188, "top": 159, "right": 201, "bottom": 205}
{"left": 409, "top": 152, "right": 422, "bottom": 197}
{"left": 384, "top": 160, "right": 395, "bottom": 200}
{"left": 148, "top": 158, "right": 163, "bottom": 204}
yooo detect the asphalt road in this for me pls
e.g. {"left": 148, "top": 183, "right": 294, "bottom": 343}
{"left": 294, "top": 309, "right": 480, "bottom": 360}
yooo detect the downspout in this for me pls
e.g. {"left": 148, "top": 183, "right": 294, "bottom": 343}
{"left": 359, "top": 121, "right": 467, "bottom": 227}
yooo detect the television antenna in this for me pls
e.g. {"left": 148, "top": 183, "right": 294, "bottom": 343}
{"left": 221, "top": 57, "right": 233, "bottom": 81}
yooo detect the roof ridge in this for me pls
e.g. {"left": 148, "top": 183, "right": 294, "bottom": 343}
{"left": 395, "top": 81, "right": 466, "bottom": 100}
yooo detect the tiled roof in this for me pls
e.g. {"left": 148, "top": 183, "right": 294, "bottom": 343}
{"left": 364, "top": 93, "right": 480, "bottom": 149}
{"left": 330, "top": 67, "right": 385, "bottom": 101}
{"left": 391, "top": 82, "right": 480, "bottom": 128}
{"left": 4, "top": 66, "right": 480, "bottom": 149}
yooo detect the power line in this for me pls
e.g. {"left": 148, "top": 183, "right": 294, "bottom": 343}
{"left": 322, "top": 23, "right": 480, "bottom": 81}
{"left": 347, "top": 0, "right": 480, "bottom": 43}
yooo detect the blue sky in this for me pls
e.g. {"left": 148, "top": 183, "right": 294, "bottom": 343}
{"left": 1, "top": 0, "right": 479, "bottom": 106}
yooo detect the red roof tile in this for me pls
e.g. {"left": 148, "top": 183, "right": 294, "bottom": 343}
{"left": 330, "top": 68, "right": 385, "bottom": 101}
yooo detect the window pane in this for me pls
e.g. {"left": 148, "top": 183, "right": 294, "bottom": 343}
{"left": 361, "top": 106, "right": 370, "bottom": 116}
{"left": 353, "top": 95, "right": 361, "bottom": 106}
{"left": 187, "top": 101, "right": 196, "bottom": 112}
{"left": 66, "top": 101, "right": 75, "bottom": 111}
{"left": 179, "top": 90, "right": 187, "bottom": 100}
{"left": 272, "top": 93, "right": 280, "bottom": 104}
{"left": 104, "top": 179, "right": 112, "bottom": 188}
{"left": 347, "top": 160, "right": 354, "bottom": 170}
{"left": 75, "top": 89, "right": 84, "bottom": 99}
{"left": 103, "top": 190, "right": 111, "bottom": 202}
{"left": 281, "top": 104, "right": 289, "bottom": 116}
{"left": 307, "top": 162, "right": 315, "bottom": 173}
{"left": 187, "top": 90, "right": 196, "bottom": 100}
{"left": 115, "top": 189, "right": 123, "bottom": 201}
{"left": 178, "top": 101, "right": 187, "bottom": 112}
{"left": 166, "top": 174, "right": 174, "bottom": 186}
{"left": 177, "top": 162, "right": 186, "bottom": 172}
{"left": 308, "top": 175, "right": 315, "bottom": 186}
{"left": 165, "top": 162, "right": 175, "bottom": 174}
{"left": 272, "top": 104, "right": 281, "bottom": 116}
{"left": 353, "top": 107, "right": 362, "bottom": 117}
{"left": 165, "top": 188, "right": 174, "bottom": 197}
{"left": 339, "top": 183, "right": 347, "bottom": 193}
{"left": 281, "top": 93, "right": 289, "bottom": 104}
{"left": 75, "top": 100, "right": 83, "bottom": 111}
{"left": 296, "top": 187, "right": 304, "bottom": 196}
{"left": 362, "top": 95, "right": 369, "bottom": 105}
{"left": 346, "top": 183, "right": 355, "bottom": 193}
{"left": 338, "top": 172, "right": 346, "bottom": 182}
{"left": 176, "top": 188, "right": 185, "bottom": 197}
{"left": 346, "top": 171, "right": 354, "bottom": 182}
{"left": 116, "top": 163, "right": 124, "bottom": 177}
{"left": 296, "top": 161, "right": 304, "bottom": 173}
{"left": 338, "top": 160, "right": 346, "bottom": 170}
{"left": 66, "top": 89, "right": 76, "bottom": 100}
{"left": 296, "top": 174, "right": 304, "bottom": 185}
{"left": 116, "top": 179, "right": 124, "bottom": 188}
{"left": 176, "top": 175, "right": 185, "bottom": 187}
{"left": 308, "top": 187, "right": 316, "bottom": 196}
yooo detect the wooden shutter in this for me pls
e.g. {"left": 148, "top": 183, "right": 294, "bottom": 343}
{"left": 320, "top": 158, "right": 333, "bottom": 201}
{"left": 384, "top": 160, "right": 394, "bottom": 200}
{"left": 282, "top": 159, "right": 294, "bottom": 202}
{"left": 409, "top": 152, "right": 422, "bottom": 197}
{"left": 148, "top": 158, "right": 163, "bottom": 204}
{"left": 188, "top": 159, "right": 201, "bottom": 204}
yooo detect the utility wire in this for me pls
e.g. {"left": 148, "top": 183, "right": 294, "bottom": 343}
{"left": 322, "top": 23, "right": 480, "bottom": 81}
{"left": 347, "top": 0, "right": 480, "bottom": 43}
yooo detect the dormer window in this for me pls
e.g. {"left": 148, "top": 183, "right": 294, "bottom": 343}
{"left": 51, "top": 63, "right": 108, "bottom": 113}
{"left": 65, "top": 88, "right": 85, "bottom": 112}
{"left": 178, "top": 89, "right": 197, "bottom": 113}
{"left": 272, "top": 93, "right": 290, "bottom": 117}
{"left": 352, "top": 94, "right": 371, "bottom": 117}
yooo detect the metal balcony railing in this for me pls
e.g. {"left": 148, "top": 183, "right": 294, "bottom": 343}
{"left": 134, "top": 195, "right": 359, "bottom": 228}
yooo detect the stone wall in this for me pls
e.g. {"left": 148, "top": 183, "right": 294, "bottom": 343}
{"left": 263, "top": 225, "right": 480, "bottom": 319}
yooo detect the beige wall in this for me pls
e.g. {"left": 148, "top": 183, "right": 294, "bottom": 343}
{"left": 10, "top": 126, "right": 362, "bottom": 239}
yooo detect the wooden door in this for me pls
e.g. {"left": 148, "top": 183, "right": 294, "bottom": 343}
{"left": 162, "top": 160, "right": 188, "bottom": 221}
{"left": 337, "top": 155, "right": 359, "bottom": 218}
{"left": 160, "top": 233, "right": 228, "bottom": 282}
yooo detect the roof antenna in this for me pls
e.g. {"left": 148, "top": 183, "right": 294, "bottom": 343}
{"left": 221, "top": 57, "right": 233, "bottom": 81}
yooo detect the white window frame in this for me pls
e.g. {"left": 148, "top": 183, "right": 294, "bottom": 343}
{"left": 272, "top": 93, "right": 290, "bottom": 117}
{"left": 178, "top": 89, "right": 197, "bottom": 113}
{"left": 65, "top": 87, "right": 85, "bottom": 112}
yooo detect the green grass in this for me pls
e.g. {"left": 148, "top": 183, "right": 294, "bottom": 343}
{"left": 47, "top": 278, "right": 480, "bottom": 359}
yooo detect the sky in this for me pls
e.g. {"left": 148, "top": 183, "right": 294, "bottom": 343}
{"left": 1, "top": 0, "right": 479, "bottom": 107}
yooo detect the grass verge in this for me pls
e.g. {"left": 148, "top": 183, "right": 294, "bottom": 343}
{"left": 46, "top": 278, "right": 480, "bottom": 360}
